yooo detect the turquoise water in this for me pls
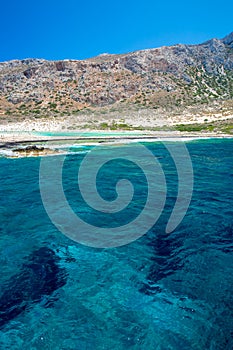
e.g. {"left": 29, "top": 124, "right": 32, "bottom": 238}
{"left": 0, "top": 139, "right": 232, "bottom": 349}
{"left": 34, "top": 131, "right": 144, "bottom": 137}
{"left": 0, "top": 130, "right": 144, "bottom": 137}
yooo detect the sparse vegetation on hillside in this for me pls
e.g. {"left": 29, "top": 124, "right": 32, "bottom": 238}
{"left": 0, "top": 32, "right": 233, "bottom": 128}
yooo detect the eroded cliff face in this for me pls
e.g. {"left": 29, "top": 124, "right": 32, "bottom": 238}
{"left": 0, "top": 33, "right": 232, "bottom": 118}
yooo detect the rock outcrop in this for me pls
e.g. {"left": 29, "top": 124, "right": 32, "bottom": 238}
{"left": 0, "top": 32, "right": 232, "bottom": 118}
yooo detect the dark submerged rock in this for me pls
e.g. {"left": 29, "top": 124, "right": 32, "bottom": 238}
{"left": 0, "top": 247, "right": 67, "bottom": 329}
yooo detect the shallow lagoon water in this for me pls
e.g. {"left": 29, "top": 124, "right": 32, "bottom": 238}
{"left": 0, "top": 130, "right": 144, "bottom": 137}
{"left": 34, "top": 131, "right": 144, "bottom": 137}
{"left": 0, "top": 139, "right": 232, "bottom": 349}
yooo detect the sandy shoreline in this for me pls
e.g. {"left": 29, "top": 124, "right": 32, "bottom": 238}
{"left": 0, "top": 131, "right": 232, "bottom": 158}
{"left": 0, "top": 123, "right": 232, "bottom": 142}
{"left": 0, "top": 130, "right": 232, "bottom": 145}
{"left": 0, "top": 118, "right": 232, "bottom": 157}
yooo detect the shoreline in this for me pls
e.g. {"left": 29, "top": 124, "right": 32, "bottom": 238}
{"left": 0, "top": 119, "right": 232, "bottom": 158}
{"left": 1, "top": 130, "right": 232, "bottom": 145}
{"left": 0, "top": 129, "right": 232, "bottom": 158}
{"left": 1, "top": 129, "right": 232, "bottom": 143}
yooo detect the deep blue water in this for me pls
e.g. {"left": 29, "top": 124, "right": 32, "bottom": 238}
{"left": 0, "top": 139, "right": 232, "bottom": 349}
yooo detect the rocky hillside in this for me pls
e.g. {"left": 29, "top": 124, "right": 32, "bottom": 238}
{"left": 0, "top": 32, "right": 233, "bottom": 119}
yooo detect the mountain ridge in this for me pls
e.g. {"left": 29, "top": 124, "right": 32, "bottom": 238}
{"left": 0, "top": 32, "right": 232, "bottom": 121}
{"left": 2, "top": 32, "right": 233, "bottom": 63}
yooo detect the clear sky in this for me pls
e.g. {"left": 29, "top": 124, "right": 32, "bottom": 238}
{"left": 1, "top": 0, "right": 232, "bottom": 62}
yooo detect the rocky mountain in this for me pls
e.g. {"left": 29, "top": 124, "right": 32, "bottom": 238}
{"left": 0, "top": 32, "right": 233, "bottom": 119}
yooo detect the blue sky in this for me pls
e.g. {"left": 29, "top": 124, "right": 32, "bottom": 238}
{"left": 1, "top": 0, "right": 232, "bottom": 61}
